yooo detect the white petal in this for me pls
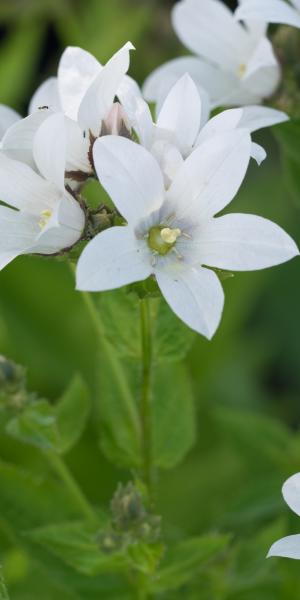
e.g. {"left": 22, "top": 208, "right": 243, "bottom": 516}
{"left": 0, "top": 153, "right": 58, "bottom": 214}
{"left": 198, "top": 106, "right": 288, "bottom": 144}
{"left": 196, "top": 108, "right": 244, "bottom": 147}
{"left": 0, "top": 205, "right": 39, "bottom": 267}
{"left": 126, "top": 95, "right": 154, "bottom": 148}
{"left": 172, "top": 0, "right": 248, "bottom": 70}
{"left": 116, "top": 76, "right": 153, "bottom": 147}
{"left": 58, "top": 46, "right": 101, "bottom": 120}
{"left": 194, "top": 213, "right": 299, "bottom": 271}
{"left": 151, "top": 140, "right": 184, "bottom": 188}
{"left": 33, "top": 113, "right": 66, "bottom": 190}
{"left": 143, "top": 57, "right": 234, "bottom": 111}
{"left": 292, "top": 0, "right": 300, "bottom": 11}
{"left": 267, "top": 535, "right": 300, "bottom": 560}
{"left": 155, "top": 264, "right": 224, "bottom": 338}
{"left": 243, "top": 38, "right": 281, "bottom": 99}
{"left": 0, "top": 104, "right": 21, "bottom": 138}
{"left": 282, "top": 473, "right": 300, "bottom": 517}
{"left": 117, "top": 74, "right": 142, "bottom": 107}
{"left": 78, "top": 42, "right": 134, "bottom": 137}
{"left": 65, "top": 117, "right": 91, "bottom": 174}
{"left": 168, "top": 129, "right": 251, "bottom": 220}
{"left": 76, "top": 226, "right": 151, "bottom": 291}
{"left": 157, "top": 74, "right": 201, "bottom": 156}
{"left": 238, "top": 105, "right": 288, "bottom": 132}
{"left": 244, "top": 19, "right": 268, "bottom": 41}
{"left": 29, "top": 77, "right": 61, "bottom": 114}
{"left": 93, "top": 136, "right": 165, "bottom": 223}
{"left": 235, "top": 0, "right": 300, "bottom": 28}
{"left": 2, "top": 110, "right": 52, "bottom": 169}
{"left": 251, "top": 142, "right": 267, "bottom": 165}
{"left": 34, "top": 193, "right": 84, "bottom": 254}
{"left": 211, "top": 82, "right": 262, "bottom": 108}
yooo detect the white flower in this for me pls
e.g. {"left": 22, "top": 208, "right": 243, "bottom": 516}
{"left": 3, "top": 43, "right": 136, "bottom": 180}
{"left": 143, "top": 0, "right": 281, "bottom": 110}
{"left": 126, "top": 73, "right": 288, "bottom": 186}
{"left": 76, "top": 132, "right": 298, "bottom": 338}
{"left": 0, "top": 113, "right": 85, "bottom": 270}
{"left": 235, "top": 0, "right": 300, "bottom": 29}
{"left": 268, "top": 473, "right": 300, "bottom": 560}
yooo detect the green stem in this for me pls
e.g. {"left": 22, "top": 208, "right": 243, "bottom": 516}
{"left": 139, "top": 298, "right": 154, "bottom": 500}
{"left": 46, "top": 451, "right": 98, "bottom": 525}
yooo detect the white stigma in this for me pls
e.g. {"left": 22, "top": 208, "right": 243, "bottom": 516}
{"left": 160, "top": 227, "right": 181, "bottom": 244}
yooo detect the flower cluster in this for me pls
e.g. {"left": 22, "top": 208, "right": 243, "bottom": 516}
{"left": 0, "top": 0, "right": 298, "bottom": 341}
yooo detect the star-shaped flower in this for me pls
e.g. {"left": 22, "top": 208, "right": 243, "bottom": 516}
{"left": 76, "top": 131, "right": 298, "bottom": 338}
{"left": 143, "top": 0, "right": 281, "bottom": 110}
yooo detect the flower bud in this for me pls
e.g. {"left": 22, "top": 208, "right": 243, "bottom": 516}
{"left": 101, "top": 103, "right": 131, "bottom": 138}
{"left": 111, "top": 482, "right": 146, "bottom": 532}
{"left": 0, "top": 356, "right": 27, "bottom": 410}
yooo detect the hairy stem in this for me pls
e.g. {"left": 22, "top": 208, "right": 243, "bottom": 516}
{"left": 139, "top": 298, "right": 154, "bottom": 501}
{"left": 46, "top": 451, "right": 97, "bottom": 524}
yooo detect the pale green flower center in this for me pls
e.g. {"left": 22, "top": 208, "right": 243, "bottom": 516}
{"left": 148, "top": 226, "right": 181, "bottom": 256}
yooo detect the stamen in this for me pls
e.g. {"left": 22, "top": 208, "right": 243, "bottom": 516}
{"left": 172, "top": 247, "right": 183, "bottom": 260}
{"left": 38, "top": 209, "right": 52, "bottom": 229}
{"left": 237, "top": 63, "right": 246, "bottom": 78}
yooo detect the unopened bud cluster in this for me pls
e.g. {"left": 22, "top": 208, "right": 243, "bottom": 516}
{"left": 97, "top": 482, "right": 161, "bottom": 554}
{"left": 0, "top": 356, "right": 27, "bottom": 411}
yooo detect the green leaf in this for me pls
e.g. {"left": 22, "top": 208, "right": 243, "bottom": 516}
{"left": 98, "top": 359, "right": 195, "bottom": 470}
{"left": 97, "top": 355, "right": 142, "bottom": 469}
{"left": 214, "top": 406, "right": 291, "bottom": 466}
{"left": 27, "top": 521, "right": 129, "bottom": 576}
{"left": 55, "top": 374, "right": 90, "bottom": 454}
{"left": 97, "top": 289, "right": 194, "bottom": 362}
{"left": 27, "top": 521, "right": 163, "bottom": 579}
{"left": 6, "top": 400, "right": 59, "bottom": 451}
{"left": 0, "top": 461, "right": 130, "bottom": 598}
{"left": 152, "top": 363, "right": 196, "bottom": 469}
{"left": 97, "top": 288, "right": 141, "bottom": 359}
{"left": 153, "top": 299, "right": 196, "bottom": 363}
{"left": 127, "top": 542, "right": 164, "bottom": 576}
{"left": 0, "top": 571, "right": 9, "bottom": 600}
{"left": 152, "top": 534, "right": 231, "bottom": 593}
{"left": 6, "top": 375, "right": 90, "bottom": 454}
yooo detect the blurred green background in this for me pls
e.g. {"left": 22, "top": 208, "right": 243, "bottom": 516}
{"left": 0, "top": 0, "right": 300, "bottom": 598}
